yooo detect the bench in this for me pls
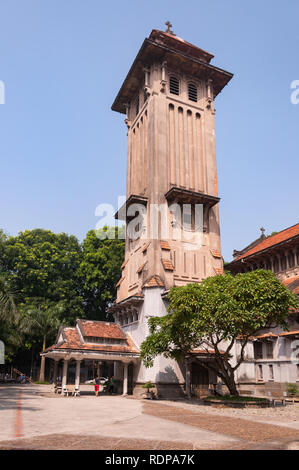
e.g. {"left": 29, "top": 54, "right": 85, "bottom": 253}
{"left": 63, "top": 385, "right": 80, "bottom": 397}
{"left": 54, "top": 383, "right": 62, "bottom": 394}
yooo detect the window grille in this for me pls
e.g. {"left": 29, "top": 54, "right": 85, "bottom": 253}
{"left": 188, "top": 83, "right": 197, "bottom": 102}
{"left": 169, "top": 76, "right": 179, "bottom": 95}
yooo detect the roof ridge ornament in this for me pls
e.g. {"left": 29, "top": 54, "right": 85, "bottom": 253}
{"left": 260, "top": 226, "right": 266, "bottom": 239}
{"left": 165, "top": 21, "right": 175, "bottom": 35}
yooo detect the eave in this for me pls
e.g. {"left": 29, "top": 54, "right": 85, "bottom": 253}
{"left": 112, "top": 37, "right": 233, "bottom": 114}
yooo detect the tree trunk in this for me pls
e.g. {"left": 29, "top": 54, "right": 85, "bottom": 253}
{"left": 185, "top": 358, "right": 191, "bottom": 399}
{"left": 221, "top": 368, "right": 239, "bottom": 396}
{"left": 39, "top": 336, "right": 46, "bottom": 382}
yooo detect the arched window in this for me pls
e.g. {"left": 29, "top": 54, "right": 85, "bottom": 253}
{"left": 169, "top": 75, "right": 179, "bottom": 95}
{"left": 135, "top": 94, "right": 139, "bottom": 116}
{"left": 188, "top": 82, "right": 197, "bottom": 102}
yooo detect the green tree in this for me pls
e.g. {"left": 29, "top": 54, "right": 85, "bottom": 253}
{"left": 20, "top": 305, "right": 61, "bottom": 381}
{"left": 2, "top": 229, "right": 84, "bottom": 323}
{"left": 141, "top": 270, "right": 298, "bottom": 397}
{"left": 79, "top": 226, "right": 125, "bottom": 321}
{"left": 0, "top": 275, "right": 20, "bottom": 364}
{"left": 0, "top": 276, "right": 17, "bottom": 323}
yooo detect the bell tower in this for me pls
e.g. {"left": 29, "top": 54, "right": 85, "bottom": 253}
{"left": 110, "top": 25, "right": 233, "bottom": 395}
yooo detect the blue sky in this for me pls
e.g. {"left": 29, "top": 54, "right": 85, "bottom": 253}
{"left": 0, "top": 0, "right": 298, "bottom": 261}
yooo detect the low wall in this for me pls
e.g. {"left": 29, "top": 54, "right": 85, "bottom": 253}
{"left": 237, "top": 381, "right": 298, "bottom": 398}
{"left": 133, "top": 382, "right": 185, "bottom": 399}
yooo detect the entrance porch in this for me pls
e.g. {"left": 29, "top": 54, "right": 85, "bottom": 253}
{"left": 44, "top": 352, "right": 138, "bottom": 396}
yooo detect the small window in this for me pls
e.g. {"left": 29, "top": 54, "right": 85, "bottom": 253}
{"left": 136, "top": 95, "right": 139, "bottom": 116}
{"left": 268, "top": 365, "right": 274, "bottom": 381}
{"left": 254, "top": 342, "right": 263, "bottom": 359}
{"left": 169, "top": 76, "right": 179, "bottom": 95}
{"left": 266, "top": 341, "right": 273, "bottom": 359}
{"left": 258, "top": 364, "right": 263, "bottom": 381}
{"left": 188, "top": 83, "right": 197, "bottom": 102}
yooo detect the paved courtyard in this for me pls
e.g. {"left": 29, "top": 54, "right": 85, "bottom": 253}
{"left": 1, "top": 384, "right": 299, "bottom": 450}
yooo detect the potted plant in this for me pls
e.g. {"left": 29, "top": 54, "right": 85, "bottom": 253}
{"left": 286, "top": 383, "right": 298, "bottom": 398}
{"left": 142, "top": 381, "right": 156, "bottom": 399}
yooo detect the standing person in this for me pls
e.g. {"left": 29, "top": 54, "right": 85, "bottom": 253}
{"left": 108, "top": 376, "right": 114, "bottom": 395}
{"left": 94, "top": 376, "right": 100, "bottom": 397}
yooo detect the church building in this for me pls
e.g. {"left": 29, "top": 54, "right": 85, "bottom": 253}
{"left": 226, "top": 224, "right": 299, "bottom": 396}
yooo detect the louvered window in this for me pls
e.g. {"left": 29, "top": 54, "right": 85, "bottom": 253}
{"left": 188, "top": 83, "right": 197, "bottom": 102}
{"left": 169, "top": 76, "right": 179, "bottom": 95}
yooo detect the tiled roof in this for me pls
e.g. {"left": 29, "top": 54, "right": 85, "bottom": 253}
{"left": 282, "top": 276, "right": 299, "bottom": 295}
{"left": 214, "top": 267, "right": 224, "bottom": 275}
{"left": 279, "top": 330, "right": 299, "bottom": 337}
{"left": 78, "top": 319, "right": 126, "bottom": 339}
{"left": 211, "top": 249, "right": 222, "bottom": 259}
{"left": 190, "top": 348, "right": 225, "bottom": 355}
{"left": 121, "top": 259, "right": 128, "bottom": 269}
{"left": 45, "top": 324, "right": 139, "bottom": 355}
{"left": 162, "top": 258, "right": 174, "bottom": 271}
{"left": 253, "top": 333, "right": 278, "bottom": 340}
{"left": 137, "top": 262, "right": 147, "bottom": 274}
{"left": 234, "top": 223, "right": 299, "bottom": 261}
{"left": 161, "top": 241, "right": 171, "bottom": 250}
{"left": 143, "top": 275, "right": 165, "bottom": 288}
{"left": 116, "top": 276, "right": 125, "bottom": 288}
{"left": 141, "top": 241, "right": 151, "bottom": 253}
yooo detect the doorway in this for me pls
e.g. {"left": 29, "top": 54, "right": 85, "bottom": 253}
{"left": 128, "top": 363, "right": 134, "bottom": 395}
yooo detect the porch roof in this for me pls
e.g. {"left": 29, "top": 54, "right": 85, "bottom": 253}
{"left": 43, "top": 321, "right": 140, "bottom": 360}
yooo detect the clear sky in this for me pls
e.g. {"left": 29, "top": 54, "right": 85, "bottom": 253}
{"left": 0, "top": 0, "right": 298, "bottom": 261}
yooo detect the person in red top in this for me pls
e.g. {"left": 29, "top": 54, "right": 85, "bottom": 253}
{"left": 94, "top": 377, "right": 100, "bottom": 396}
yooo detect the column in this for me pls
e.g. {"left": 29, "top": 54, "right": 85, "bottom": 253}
{"left": 75, "top": 360, "right": 81, "bottom": 391}
{"left": 294, "top": 248, "right": 298, "bottom": 267}
{"left": 123, "top": 362, "right": 128, "bottom": 396}
{"left": 278, "top": 255, "right": 282, "bottom": 272}
{"left": 270, "top": 256, "right": 274, "bottom": 273}
{"left": 53, "top": 360, "right": 59, "bottom": 383}
{"left": 62, "top": 359, "right": 69, "bottom": 390}
{"left": 285, "top": 250, "right": 290, "bottom": 270}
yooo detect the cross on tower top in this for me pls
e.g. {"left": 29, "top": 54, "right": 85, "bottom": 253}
{"left": 165, "top": 21, "right": 174, "bottom": 35}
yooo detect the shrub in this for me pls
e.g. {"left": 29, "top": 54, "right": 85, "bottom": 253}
{"left": 286, "top": 383, "right": 298, "bottom": 397}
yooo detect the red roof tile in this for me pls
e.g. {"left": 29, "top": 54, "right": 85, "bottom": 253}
{"left": 45, "top": 324, "right": 139, "bottom": 355}
{"left": 211, "top": 249, "right": 222, "bottom": 259}
{"left": 116, "top": 276, "right": 125, "bottom": 288}
{"left": 280, "top": 330, "right": 299, "bottom": 337}
{"left": 190, "top": 348, "right": 225, "bottom": 355}
{"left": 235, "top": 224, "right": 299, "bottom": 260}
{"left": 282, "top": 276, "right": 299, "bottom": 295}
{"left": 161, "top": 241, "right": 171, "bottom": 250}
{"left": 141, "top": 241, "right": 151, "bottom": 253}
{"left": 214, "top": 267, "right": 224, "bottom": 275}
{"left": 253, "top": 333, "right": 278, "bottom": 340}
{"left": 143, "top": 275, "right": 165, "bottom": 288}
{"left": 78, "top": 319, "right": 126, "bottom": 339}
{"left": 161, "top": 258, "right": 174, "bottom": 271}
{"left": 137, "top": 262, "right": 147, "bottom": 274}
{"left": 121, "top": 259, "right": 128, "bottom": 269}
